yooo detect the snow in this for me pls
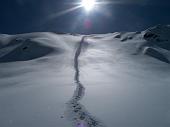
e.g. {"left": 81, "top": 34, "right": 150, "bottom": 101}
{"left": 0, "top": 25, "right": 170, "bottom": 127}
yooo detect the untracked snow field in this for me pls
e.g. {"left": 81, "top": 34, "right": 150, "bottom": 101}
{"left": 0, "top": 25, "right": 170, "bottom": 127}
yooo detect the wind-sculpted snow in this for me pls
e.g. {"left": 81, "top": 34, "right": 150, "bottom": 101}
{"left": 0, "top": 26, "right": 170, "bottom": 127}
{"left": 140, "top": 25, "right": 170, "bottom": 63}
{"left": 0, "top": 38, "right": 58, "bottom": 63}
{"left": 143, "top": 25, "right": 170, "bottom": 50}
{"left": 102, "top": 25, "right": 170, "bottom": 64}
{"left": 143, "top": 47, "right": 170, "bottom": 63}
{"left": 0, "top": 33, "right": 79, "bottom": 63}
{"left": 144, "top": 25, "right": 170, "bottom": 42}
{"left": 65, "top": 36, "right": 105, "bottom": 127}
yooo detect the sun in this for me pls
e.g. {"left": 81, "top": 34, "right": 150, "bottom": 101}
{"left": 81, "top": 0, "right": 96, "bottom": 11}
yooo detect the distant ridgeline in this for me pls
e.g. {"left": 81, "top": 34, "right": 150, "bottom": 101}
{"left": 0, "top": 25, "right": 170, "bottom": 64}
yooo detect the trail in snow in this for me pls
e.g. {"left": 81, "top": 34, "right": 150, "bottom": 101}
{"left": 65, "top": 36, "right": 105, "bottom": 127}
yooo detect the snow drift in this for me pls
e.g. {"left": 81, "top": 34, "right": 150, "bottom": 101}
{"left": 0, "top": 25, "right": 170, "bottom": 127}
{"left": 0, "top": 25, "right": 170, "bottom": 64}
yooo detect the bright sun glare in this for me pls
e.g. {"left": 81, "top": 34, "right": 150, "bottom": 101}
{"left": 81, "top": 0, "right": 96, "bottom": 11}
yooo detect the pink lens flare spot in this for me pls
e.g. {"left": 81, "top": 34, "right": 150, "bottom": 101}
{"left": 76, "top": 121, "right": 86, "bottom": 127}
{"left": 84, "top": 19, "right": 92, "bottom": 29}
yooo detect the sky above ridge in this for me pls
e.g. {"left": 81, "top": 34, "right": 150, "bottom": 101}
{"left": 0, "top": 0, "right": 170, "bottom": 34}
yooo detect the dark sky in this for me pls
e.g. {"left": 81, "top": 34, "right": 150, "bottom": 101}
{"left": 0, "top": 0, "right": 170, "bottom": 34}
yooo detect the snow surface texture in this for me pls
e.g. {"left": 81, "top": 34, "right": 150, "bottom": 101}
{"left": 0, "top": 25, "right": 170, "bottom": 127}
{"left": 65, "top": 36, "right": 105, "bottom": 127}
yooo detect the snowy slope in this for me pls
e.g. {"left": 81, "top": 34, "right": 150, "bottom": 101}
{"left": 0, "top": 25, "right": 170, "bottom": 127}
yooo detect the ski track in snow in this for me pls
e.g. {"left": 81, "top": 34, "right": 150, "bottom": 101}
{"left": 65, "top": 36, "right": 105, "bottom": 127}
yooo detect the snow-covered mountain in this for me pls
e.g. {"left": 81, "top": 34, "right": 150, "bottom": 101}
{"left": 0, "top": 25, "right": 170, "bottom": 127}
